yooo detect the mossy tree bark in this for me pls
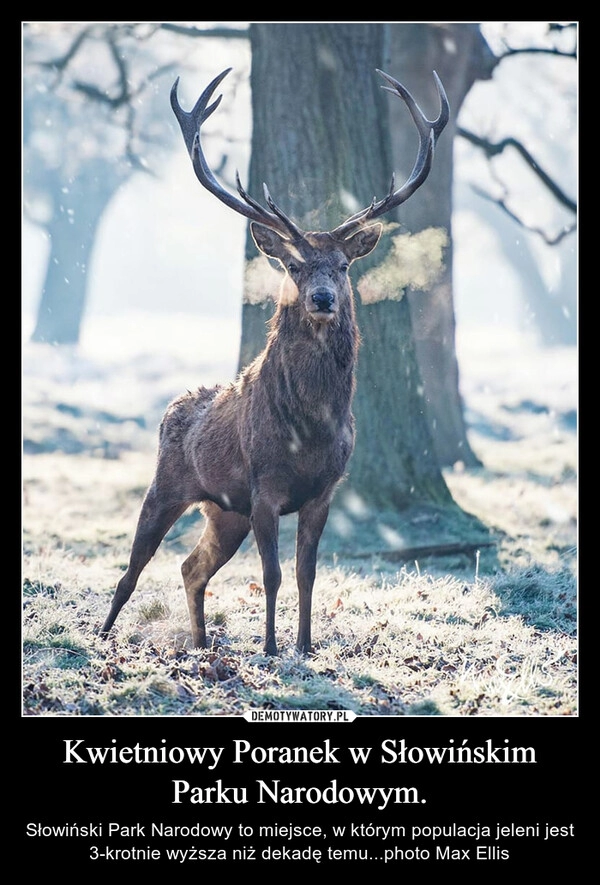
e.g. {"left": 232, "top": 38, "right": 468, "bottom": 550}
{"left": 239, "top": 23, "right": 454, "bottom": 514}
{"left": 386, "top": 24, "right": 496, "bottom": 467}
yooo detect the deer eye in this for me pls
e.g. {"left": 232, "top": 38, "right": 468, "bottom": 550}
{"left": 287, "top": 262, "right": 299, "bottom": 274}
{"left": 340, "top": 262, "right": 349, "bottom": 273}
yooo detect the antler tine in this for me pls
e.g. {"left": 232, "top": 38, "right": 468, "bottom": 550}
{"left": 331, "top": 70, "right": 449, "bottom": 239}
{"left": 230, "top": 174, "right": 301, "bottom": 240}
{"left": 170, "top": 69, "right": 231, "bottom": 158}
{"left": 171, "top": 69, "right": 303, "bottom": 239}
{"left": 262, "top": 184, "right": 305, "bottom": 240}
{"left": 377, "top": 68, "right": 449, "bottom": 142}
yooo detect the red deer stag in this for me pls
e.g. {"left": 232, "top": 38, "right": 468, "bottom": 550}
{"left": 100, "top": 67, "right": 448, "bottom": 655}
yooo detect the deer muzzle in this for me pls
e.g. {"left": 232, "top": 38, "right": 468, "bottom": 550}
{"left": 311, "top": 289, "right": 335, "bottom": 313}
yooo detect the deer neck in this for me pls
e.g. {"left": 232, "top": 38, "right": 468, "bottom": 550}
{"left": 261, "top": 301, "right": 358, "bottom": 428}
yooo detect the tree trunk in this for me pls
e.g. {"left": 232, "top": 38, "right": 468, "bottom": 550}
{"left": 387, "top": 23, "right": 496, "bottom": 467}
{"left": 31, "top": 167, "right": 121, "bottom": 345}
{"left": 240, "top": 23, "right": 453, "bottom": 516}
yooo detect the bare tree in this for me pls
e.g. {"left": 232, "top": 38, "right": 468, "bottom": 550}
{"left": 455, "top": 21, "right": 577, "bottom": 347}
{"left": 23, "top": 22, "right": 177, "bottom": 344}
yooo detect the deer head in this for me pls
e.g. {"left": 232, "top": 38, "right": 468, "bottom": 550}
{"left": 250, "top": 226, "right": 382, "bottom": 323}
{"left": 170, "top": 67, "right": 448, "bottom": 329}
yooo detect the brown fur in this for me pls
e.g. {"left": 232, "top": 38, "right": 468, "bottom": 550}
{"left": 100, "top": 225, "right": 381, "bottom": 654}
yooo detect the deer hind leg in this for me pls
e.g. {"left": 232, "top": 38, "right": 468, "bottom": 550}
{"left": 182, "top": 502, "right": 250, "bottom": 649}
{"left": 250, "top": 499, "right": 282, "bottom": 656}
{"left": 100, "top": 484, "right": 189, "bottom": 638}
{"left": 295, "top": 494, "right": 331, "bottom": 654}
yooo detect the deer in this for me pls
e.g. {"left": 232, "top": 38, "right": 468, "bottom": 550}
{"left": 100, "top": 66, "right": 448, "bottom": 656}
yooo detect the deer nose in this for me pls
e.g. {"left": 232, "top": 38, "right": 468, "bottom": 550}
{"left": 312, "top": 290, "right": 335, "bottom": 311}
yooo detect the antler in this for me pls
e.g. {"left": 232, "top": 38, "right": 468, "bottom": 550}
{"left": 171, "top": 68, "right": 449, "bottom": 243}
{"left": 170, "top": 69, "right": 304, "bottom": 241}
{"left": 331, "top": 70, "right": 449, "bottom": 239}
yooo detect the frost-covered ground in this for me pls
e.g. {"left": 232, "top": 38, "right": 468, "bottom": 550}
{"left": 22, "top": 314, "right": 577, "bottom": 716}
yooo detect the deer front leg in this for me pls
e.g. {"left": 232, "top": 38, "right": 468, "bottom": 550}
{"left": 251, "top": 498, "right": 282, "bottom": 655}
{"left": 295, "top": 494, "right": 331, "bottom": 654}
{"left": 101, "top": 485, "right": 188, "bottom": 638}
{"left": 182, "top": 503, "right": 250, "bottom": 648}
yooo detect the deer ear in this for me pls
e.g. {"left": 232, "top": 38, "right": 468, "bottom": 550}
{"left": 250, "top": 223, "right": 289, "bottom": 260}
{"left": 344, "top": 223, "right": 383, "bottom": 261}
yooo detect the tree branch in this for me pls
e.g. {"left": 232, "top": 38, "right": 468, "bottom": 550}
{"left": 492, "top": 22, "right": 577, "bottom": 62}
{"left": 159, "top": 23, "right": 249, "bottom": 39}
{"left": 498, "top": 45, "right": 576, "bottom": 60}
{"left": 38, "top": 24, "right": 98, "bottom": 75}
{"left": 470, "top": 183, "right": 576, "bottom": 246}
{"left": 457, "top": 126, "right": 576, "bottom": 214}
